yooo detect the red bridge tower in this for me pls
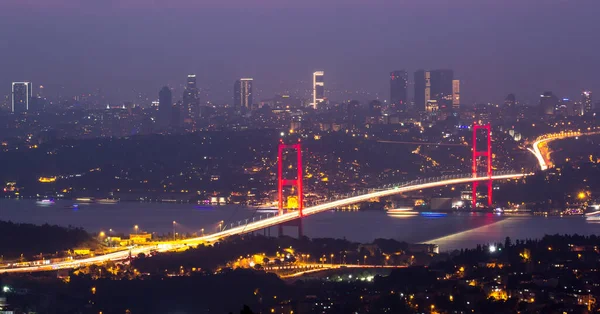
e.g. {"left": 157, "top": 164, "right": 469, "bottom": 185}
{"left": 277, "top": 139, "right": 303, "bottom": 217}
{"left": 472, "top": 123, "right": 492, "bottom": 208}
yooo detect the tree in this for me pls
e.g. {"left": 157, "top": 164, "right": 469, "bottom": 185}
{"left": 504, "top": 237, "right": 512, "bottom": 249}
{"left": 239, "top": 305, "right": 255, "bottom": 314}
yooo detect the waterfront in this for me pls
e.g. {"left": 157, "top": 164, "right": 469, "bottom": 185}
{"left": 1, "top": 199, "right": 598, "bottom": 251}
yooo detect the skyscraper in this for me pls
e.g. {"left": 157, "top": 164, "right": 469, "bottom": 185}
{"left": 429, "top": 69, "right": 454, "bottom": 109}
{"left": 158, "top": 86, "right": 172, "bottom": 128}
{"left": 582, "top": 90, "right": 592, "bottom": 114}
{"left": 234, "top": 78, "right": 253, "bottom": 110}
{"left": 183, "top": 75, "right": 200, "bottom": 119}
{"left": 11, "top": 82, "right": 31, "bottom": 113}
{"left": 452, "top": 80, "right": 461, "bottom": 109}
{"left": 389, "top": 70, "right": 408, "bottom": 113}
{"left": 312, "top": 71, "right": 325, "bottom": 109}
{"left": 539, "top": 92, "right": 558, "bottom": 116}
{"left": 414, "top": 70, "right": 428, "bottom": 112}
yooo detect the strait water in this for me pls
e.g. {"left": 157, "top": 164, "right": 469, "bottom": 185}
{"left": 1, "top": 199, "right": 598, "bottom": 251}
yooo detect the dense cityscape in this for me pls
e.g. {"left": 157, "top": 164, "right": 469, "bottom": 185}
{"left": 2, "top": 1, "right": 600, "bottom": 314}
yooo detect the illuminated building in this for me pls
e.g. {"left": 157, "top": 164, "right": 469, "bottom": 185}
{"left": 452, "top": 79, "right": 460, "bottom": 109}
{"left": 389, "top": 70, "right": 408, "bottom": 113}
{"left": 183, "top": 74, "right": 200, "bottom": 118}
{"left": 415, "top": 70, "right": 454, "bottom": 111}
{"left": 312, "top": 71, "right": 325, "bottom": 109}
{"left": 234, "top": 78, "right": 253, "bottom": 110}
{"left": 158, "top": 86, "right": 172, "bottom": 128}
{"left": 539, "top": 91, "right": 558, "bottom": 115}
{"left": 582, "top": 90, "right": 592, "bottom": 114}
{"left": 12, "top": 82, "right": 31, "bottom": 113}
{"left": 557, "top": 98, "right": 572, "bottom": 116}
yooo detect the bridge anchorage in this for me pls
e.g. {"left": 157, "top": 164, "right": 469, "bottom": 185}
{"left": 472, "top": 122, "right": 493, "bottom": 208}
{"left": 277, "top": 137, "right": 304, "bottom": 237}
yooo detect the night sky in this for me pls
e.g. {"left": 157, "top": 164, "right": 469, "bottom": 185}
{"left": 1, "top": 0, "right": 599, "bottom": 105}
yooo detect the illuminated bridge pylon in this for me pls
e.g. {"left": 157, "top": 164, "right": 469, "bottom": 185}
{"left": 277, "top": 138, "right": 304, "bottom": 237}
{"left": 278, "top": 138, "right": 303, "bottom": 216}
{"left": 472, "top": 122, "right": 492, "bottom": 208}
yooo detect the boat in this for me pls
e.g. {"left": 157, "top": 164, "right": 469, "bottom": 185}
{"left": 97, "top": 198, "right": 119, "bottom": 204}
{"left": 255, "top": 206, "right": 279, "bottom": 213}
{"left": 75, "top": 197, "right": 94, "bottom": 203}
{"left": 36, "top": 199, "right": 55, "bottom": 206}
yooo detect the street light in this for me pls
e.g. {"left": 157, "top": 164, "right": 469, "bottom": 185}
{"left": 330, "top": 254, "right": 334, "bottom": 265}
{"left": 363, "top": 255, "right": 367, "bottom": 265}
{"left": 201, "top": 228, "right": 204, "bottom": 236}
{"left": 134, "top": 225, "right": 139, "bottom": 234}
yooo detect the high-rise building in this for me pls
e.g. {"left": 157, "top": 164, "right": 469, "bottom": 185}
{"left": 234, "top": 78, "right": 253, "bottom": 110}
{"left": 505, "top": 94, "right": 516, "bottom": 108}
{"left": 415, "top": 70, "right": 454, "bottom": 112}
{"left": 183, "top": 75, "right": 200, "bottom": 118}
{"left": 312, "top": 71, "right": 325, "bottom": 109}
{"left": 582, "top": 90, "right": 592, "bottom": 114}
{"left": 12, "top": 82, "right": 31, "bottom": 113}
{"left": 539, "top": 92, "right": 558, "bottom": 116}
{"left": 414, "top": 70, "right": 428, "bottom": 112}
{"left": 158, "top": 86, "right": 172, "bottom": 128}
{"left": 389, "top": 70, "right": 408, "bottom": 113}
{"left": 368, "top": 100, "right": 383, "bottom": 116}
{"left": 429, "top": 69, "right": 454, "bottom": 109}
{"left": 452, "top": 80, "right": 460, "bottom": 109}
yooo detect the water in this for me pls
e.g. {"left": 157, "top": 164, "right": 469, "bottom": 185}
{"left": 1, "top": 199, "right": 598, "bottom": 251}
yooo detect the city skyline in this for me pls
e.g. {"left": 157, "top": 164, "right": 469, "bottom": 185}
{"left": 1, "top": 1, "right": 599, "bottom": 105}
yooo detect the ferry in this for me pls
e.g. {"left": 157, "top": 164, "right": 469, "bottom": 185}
{"left": 97, "top": 198, "right": 119, "bottom": 204}
{"left": 36, "top": 199, "right": 55, "bottom": 206}
{"left": 386, "top": 208, "right": 419, "bottom": 217}
{"left": 75, "top": 197, "right": 94, "bottom": 203}
{"left": 254, "top": 206, "right": 279, "bottom": 214}
{"left": 585, "top": 210, "right": 600, "bottom": 221}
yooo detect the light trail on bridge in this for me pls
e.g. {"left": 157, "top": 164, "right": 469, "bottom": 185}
{"left": 377, "top": 140, "right": 467, "bottom": 147}
{"left": 528, "top": 130, "right": 600, "bottom": 171}
{"left": 0, "top": 172, "right": 526, "bottom": 274}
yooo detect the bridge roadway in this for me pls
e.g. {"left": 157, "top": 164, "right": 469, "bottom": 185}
{"left": 0, "top": 171, "right": 526, "bottom": 274}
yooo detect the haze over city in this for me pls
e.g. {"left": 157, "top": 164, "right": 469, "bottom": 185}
{"left": 2, "top": 1, "right": 600, "bottom": 313}
{"left": 2, "top": 0, "right": 599, "bottom": 104}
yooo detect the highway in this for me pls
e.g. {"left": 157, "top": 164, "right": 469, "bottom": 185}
{"left": 0, "top": 172, "right": 525, "bottom": 274}
{"left": 528, "top": 130, "right": 600, "bottom": 170}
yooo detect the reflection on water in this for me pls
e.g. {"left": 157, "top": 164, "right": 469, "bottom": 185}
{"left": 1, "top": 199, "right": 597, "bottom": 251}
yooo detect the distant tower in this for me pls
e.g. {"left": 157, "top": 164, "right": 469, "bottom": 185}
{"left": 452, "top": 80, "right": 461, "bottom": 109}
{"left": 183, "top": 75, "right": 200, "bottom": 119}
{"left": 505, "top": 94, "right": 516, "bottom": 108}
{"left": 312, "top": 71, "right": 325, "bottom": 109}
{"left": 158, "top": 86, "right": 172, "bottom": 128}
{"left": 539, "top": 92, "right": 558, "bottom": 115}
{"left": 12, "top": 82, "right": 31, "bottom": 113}
{"left": 234, "top": 78, "right": 253, "bottom": 110}
{"left": 582, "top": 90, "right": 592, "bottom": 114}
{"left": 389, "top": 70, "right": 408, "bottom": 113}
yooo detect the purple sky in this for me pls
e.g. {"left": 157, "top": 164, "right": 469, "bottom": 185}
{"left": 1, "top": 0, "right": 599, "bottom": 105}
